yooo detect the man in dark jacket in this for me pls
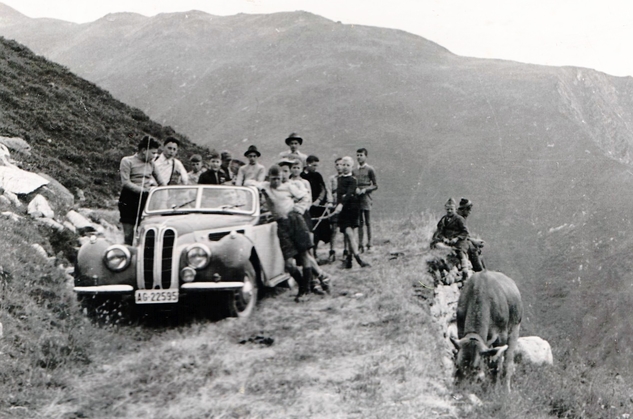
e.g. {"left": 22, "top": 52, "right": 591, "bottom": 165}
{"left": 431, "top": 197, "right": 470, "bottom": 278}
{"left": 457, "top": 198, "right": 485, "bottom": 272}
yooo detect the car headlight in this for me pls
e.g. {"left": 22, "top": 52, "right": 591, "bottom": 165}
{"left": 186, "top": 244, "right": 211, "bottom": 269}
{"left": 103, "top": 245, "right": 131, "bottom": 272}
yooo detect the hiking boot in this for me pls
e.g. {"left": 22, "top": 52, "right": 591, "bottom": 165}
{"left": 343, "top": 249, "right": 349, "bottom": 258}
{"left": 354, "top": 254, "right": 371, "bottom": 268}
{"left": 294, "top": 293, "right": 311, "bottom": 303}
{"left": 359, "top": 245, "right": 365, "bottom": 254}
{"left": 318, "top": 273, "right": 331, "bottom": 293}
{"left": 310, "top": 280, "right": 326, "bottom": 295}
{"left": 365, "top": 245, "right": 372, "bottom": 253}
{"left": 328, "top": 250, "right": 336, "bottom": 263}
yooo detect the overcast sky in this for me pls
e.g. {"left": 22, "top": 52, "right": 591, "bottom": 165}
{"left": 3, "top": 0, "right": 633, "bottom": 78}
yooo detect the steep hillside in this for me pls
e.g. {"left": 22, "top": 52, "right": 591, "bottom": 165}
{"left": 4, "top": 5, "right": 633, "bottom": 375}
{"left": 0, "top": 36, "right": 208, "bottom": 207}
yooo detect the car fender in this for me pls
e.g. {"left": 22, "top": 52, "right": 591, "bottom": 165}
{"left": 74, "top": 238, "right": 136, "bottom": 287}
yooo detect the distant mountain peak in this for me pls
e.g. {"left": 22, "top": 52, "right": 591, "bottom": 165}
{"left": 0, "top": 2, "right": 27, "bottom": 22}
{"left": 94, "top": 12, "right": 148, "bottom": 25}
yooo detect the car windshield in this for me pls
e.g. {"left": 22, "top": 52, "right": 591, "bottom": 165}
{"left": 146, "top": 186, "right": 255, "bottom": 214}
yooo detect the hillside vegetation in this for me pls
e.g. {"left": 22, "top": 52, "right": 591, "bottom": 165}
{"left": 0, "top": 36, "right": 208, "bottom": 207}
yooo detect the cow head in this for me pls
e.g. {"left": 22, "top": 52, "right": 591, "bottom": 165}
{"left": 451, "top": 334, "right": 508, "bottom": 385}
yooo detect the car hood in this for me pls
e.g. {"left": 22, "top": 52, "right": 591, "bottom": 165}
{"left": 140, "top": 213, "right": 256, "bottom": 235}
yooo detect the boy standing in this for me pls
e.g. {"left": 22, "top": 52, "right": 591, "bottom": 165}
{"left": 236, "top": 145, "right": 266, "bottom": 186}
{"left": 187, "top": 154, "right": 206, "bottom": 184}
{"left": 154, "top": 137, "right": 189, "bottom": 185}
{"left": 328, "top": 157, "right": 344, "bottom": 262}
{"left": 198, "top": 150, "right": 228, "bottom": 185}
{"left": 353, "top": 148, "right": 377, "bottom": 253}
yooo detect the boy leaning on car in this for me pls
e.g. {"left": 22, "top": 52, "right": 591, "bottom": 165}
{"left": 246, "top": 164, "right": 314, "bottom": 302}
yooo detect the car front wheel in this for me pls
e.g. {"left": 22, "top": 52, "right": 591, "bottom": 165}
{"left": 227, "top": 262, "right": 258, "bottom": 318}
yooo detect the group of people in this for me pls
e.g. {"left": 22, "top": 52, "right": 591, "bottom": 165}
{"left": 117, "top": 133, "right": 379, "bottom": 301}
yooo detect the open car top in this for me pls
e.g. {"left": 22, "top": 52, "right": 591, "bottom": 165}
{"left": 144, "top": 185, "right": 258, "bottom": 215}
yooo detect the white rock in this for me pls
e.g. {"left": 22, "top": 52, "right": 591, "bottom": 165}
{"left": 66, "top": 210, "right": 96, "bottom": 234}
{"left": 0, "top": 166, "right": 48, "bottom": 194}
{"left": 1, "top": 211, "right": 22, "bottom": 222}
{"left": 516, "top": 336, "right": 554, "bottom": 366}
{"left": 3, "top": 191, "right": 21, "bottom": 207}
{"left": 28, "top": 194, "right": 54, "bottom": 219}
{"left": 0, "top": 195, "right": 10, "bottom": 206}
{"left": 0, "top": 136, "right": 31, "bottom": 155}
{"left": 36, "top": 217, "right": 65, "bottom": 231}
{"left": 32, "top": 243, "right": 49, "bottom": 259}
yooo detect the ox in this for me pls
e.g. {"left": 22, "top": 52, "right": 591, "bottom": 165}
{"left": 451, "top": 271, "right": 523, "bottom": 391}
{"left": 515, "top": 336, "right": 553, "bottom": 366}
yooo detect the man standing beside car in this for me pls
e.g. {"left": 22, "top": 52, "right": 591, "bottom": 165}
{"left": 118, "top": 135, "right": 166, "bottom": 245}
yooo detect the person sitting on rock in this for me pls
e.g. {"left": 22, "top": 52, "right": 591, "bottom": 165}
{"left": 431, "top": 197, "right": 470, "bottom": 279}
{"left": 457, "top": 198, "right": 485, "bottom": 272}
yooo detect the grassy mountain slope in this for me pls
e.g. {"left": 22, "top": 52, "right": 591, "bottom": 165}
{"left": 4, "top": 3, "right": 633, "bottom": 380}
{"left": 0, "top": 36, "right": 208, "bottom": 207}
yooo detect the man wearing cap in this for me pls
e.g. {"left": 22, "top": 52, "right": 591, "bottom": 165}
{"left": 457, "top": 198, "right": 485, "bottom": 272}
{"left": 187, "top": 154, "right": 206, "bottom": 184}
{"left": 220, "top": 151, "right": 233, "bottom": 183}
{"left": 235, "top": 145, "right": 266, "bottom": 186}
{"left": 431, "top": 198, "right": 470, "bottom": 279}
{"left": 279, "top": 133, "right": 308, "bottom": 168}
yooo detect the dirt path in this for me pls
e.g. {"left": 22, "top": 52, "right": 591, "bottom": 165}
{"left": 43, "top": 227, "right": 463, "bottom": 418}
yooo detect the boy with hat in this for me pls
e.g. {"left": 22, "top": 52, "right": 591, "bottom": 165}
{"left": 198, "top": 150, "right": 228, "bottom": 185}
{"left": 431, "top": 198, "right": 470, "bottom": 279}
{"left": 187, "top": 154, "right": 206, "bottom": 184}
{"left": 457, "top": 198, "right": 485, "bottom": 272}
{"left": 279, "top": 133, "right": 308, "bottom": 167}
{"left": 235, "top": 145, "right": 266, "bottom": 186}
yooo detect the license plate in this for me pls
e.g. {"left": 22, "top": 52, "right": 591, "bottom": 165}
{"left": 135, "top": 289, "right": 179, "bottom": 304}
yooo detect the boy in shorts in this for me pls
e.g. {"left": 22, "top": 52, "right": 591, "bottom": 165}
{"left": 247, "top": 165, "right": 314, "bottom": 302}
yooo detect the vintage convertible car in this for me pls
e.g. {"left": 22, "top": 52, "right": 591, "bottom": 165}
{"left": 73, "top": 184, "right": 290, "bottom": 318}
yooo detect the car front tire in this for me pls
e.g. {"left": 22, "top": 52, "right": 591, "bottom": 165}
{"left": 227, "top": 261, "right": 258, "bottom": 318}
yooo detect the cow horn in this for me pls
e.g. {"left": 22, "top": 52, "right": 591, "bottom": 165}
{"left": 450, "top": 336, "right": 461, "bottom": 349}
{"left": 482, "top": 345, "right": 508, "bottom": 360}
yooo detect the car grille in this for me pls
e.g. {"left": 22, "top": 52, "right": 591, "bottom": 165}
{"left": 141, "top": 228, "right": 176, "bottom": 289}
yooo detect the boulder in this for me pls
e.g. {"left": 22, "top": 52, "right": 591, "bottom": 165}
{"left": 36, "top": 174, "right": 74, "bottom": 210}
{"left": 3, "top": 191, "right": 21, "bottom": 207}
{"left": 66, "top": 210, "right": 97, "bottom": 234}
{"left": 0, "top": 144, "right": 14, "bottom": 166}
{"left": 0, "top": 136, "right": 31, "bottom": 156}
{"left": 515, "top": 336, "right": 554, "bottom": 366}
{"left": 28, "top": 194, "right": 54, "bottom": 219}
{"left": 35, "top": 217, "right": 64, "bottom": 231}
{"left": 0, "top": 166, "right": 48, "bottom": 194}
{"left": 32, "top": 243, "right": 49, "bottom": 259}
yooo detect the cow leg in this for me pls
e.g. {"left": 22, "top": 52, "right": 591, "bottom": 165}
{"left": 503, "top": 324, "right": 521, "bottom": 392}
